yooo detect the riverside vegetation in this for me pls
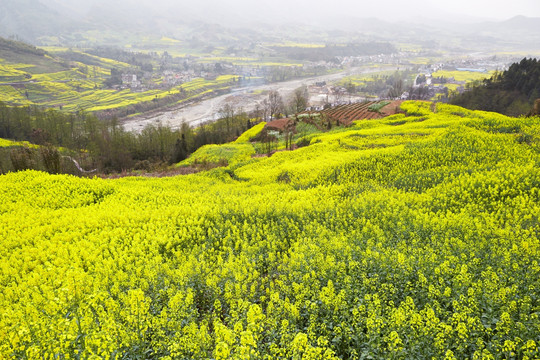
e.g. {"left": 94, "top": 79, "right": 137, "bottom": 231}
{"left": 1, "top": 101, "right": 540, "bottom": 359}
{"left": 0, "top": 101, "right": 258, "bottom": 174}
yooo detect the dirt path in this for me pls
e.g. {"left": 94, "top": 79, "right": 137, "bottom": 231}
{"left": 122, "top": 66, "right": 397, "bottom": 132}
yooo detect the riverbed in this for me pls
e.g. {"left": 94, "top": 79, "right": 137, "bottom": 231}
{"left": 122, "top": 66, "right": 396, "bottom": 132}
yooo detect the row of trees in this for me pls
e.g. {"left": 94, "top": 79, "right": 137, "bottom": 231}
{"left": 255, "top": 87, "right": 309, "bottom": 120}
{"left": 0, "top": 85, "right": 311, "bottom": 174}
{"left": 0, "top": 102, "right": 256, "bottom": 174}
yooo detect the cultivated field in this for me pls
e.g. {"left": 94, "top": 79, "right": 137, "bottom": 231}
{"left": 2, "top": 101, "right": 540, "bottom": 358}
{"left": 431, "top": 70, "right": 496, "bottom": 83}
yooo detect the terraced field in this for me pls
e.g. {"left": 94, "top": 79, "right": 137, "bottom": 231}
{"left": 326, "top": 101, "right": 402, "bottom": 123}
{"left": 432, "top": 70, "right": 496, "bottom": 83}
{"left": 297, "top": 101, "right": 403, "bottom": 127}
{"left": 0, "top": 57, "right": 238, "bottom": 114}
{"left": 0, "top": 41, "right": 241, "bottom": 116}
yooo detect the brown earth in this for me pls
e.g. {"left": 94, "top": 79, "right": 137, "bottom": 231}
{"left": 319, "top": 100, "right": 404, "bottom": 126}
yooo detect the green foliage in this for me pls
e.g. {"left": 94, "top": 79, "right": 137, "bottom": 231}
{"left": 0, "top": 143, "right": 83, "bottom": 175}
{"left": 368, "top": 101, "right": 391, "bottom": 113}
{"left": 2, "top": 102, "right": 540, "bottom": 359}
{"left": 451, "top": 58, "right": 540, "bottom": 116}
{"left": 294, "top": 121, "right": 321, "bottom": 137}
{"left": 271, "top": 42, "right": 397, "bottom": 62}
{"left": 0, "top": 102, "right": 260, "bottom": 174}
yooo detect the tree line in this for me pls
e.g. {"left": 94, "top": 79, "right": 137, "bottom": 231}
{"left": 450, "top": 58, "right": 540, "bottom": 116}
{"left": 0, "top": 102, "right": 257, "bottom": 174}
{"left": 0, "top": 86, "right": 311, "bottom": 175}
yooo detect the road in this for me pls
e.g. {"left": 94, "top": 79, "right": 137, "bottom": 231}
{"left": 122, "top": 66, "right": 396, "bottom": 132}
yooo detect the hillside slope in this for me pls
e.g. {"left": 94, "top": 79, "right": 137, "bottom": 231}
{"left": 0, "top": 37, "right": 240, "bottom": 116}
{"left": 451, "top": 57, "right": 540, "bottom": 116}
{"left": 1, "top": 102, "right": 540, "bottom": 358}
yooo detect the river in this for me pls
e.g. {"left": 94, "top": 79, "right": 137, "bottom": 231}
{"left": 122, "top": 66, "right": 396, "bottom": 132}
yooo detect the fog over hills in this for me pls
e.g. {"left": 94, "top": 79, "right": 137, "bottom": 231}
{"left": 37, "top": 0, "right": 540, "bottom": 24}
{"left": 1, "top": 0, "right": 540, "bottom": 51}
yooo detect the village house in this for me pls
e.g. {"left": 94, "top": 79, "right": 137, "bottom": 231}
{"left": 121, "top": 74, "right": 141, "bottom": 89}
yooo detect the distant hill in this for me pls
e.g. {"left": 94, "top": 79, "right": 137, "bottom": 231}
{"left": 2, "top": 0, "right": 540, "bottom": 52}
{"left": 450, "top": 58, "right": 540, "bottom": 116}
{"left": 0, "top": 37, "right": 46, "bottom": 58}
{"left": 499, "top": 15, "right": 540, "bottom": 33}
{"left": 0, "top": 0, "right": 80, "bottom": 41}
{"left": 0, "top": 36, "right": 66, "bottom": 72}
{"left": 458, "top": 16, "right": 540, "bottom": 49}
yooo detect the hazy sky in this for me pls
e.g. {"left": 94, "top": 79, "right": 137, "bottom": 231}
{"left": 39, "top": 0, "right": 540, "bottom": 28}
{"left": 409, "top": 0, "right": 540, "bottom": 20}
{"left": 41, "top": 0, "right": 540, "bottom": 26}
{"left": 160, "top": 0, "right": 540, "bottom": 21}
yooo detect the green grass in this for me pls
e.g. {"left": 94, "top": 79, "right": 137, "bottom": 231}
{"left": 337, "top": 68, "right": 401, "bottom": 87}
{"left": 0, "top": 64, "right": 29, "bottom": 82}
{"left": 368, "top": 101, "right": 391, "bottom": 113}
{"left": 0, "top": 86, "right": 31, "bottom": 104}
{"left": 408, "top": 57, "right": 434, "bottom": 65}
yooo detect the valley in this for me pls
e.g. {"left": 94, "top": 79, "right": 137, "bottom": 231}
{"left": 122, "top": 65, "right": 398, "bottom": 131}
{"left": 2, "top": 1, "right": 540, "bottom": 358}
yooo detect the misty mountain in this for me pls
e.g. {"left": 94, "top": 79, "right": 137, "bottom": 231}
{"left": 0, "top": 0, "right": 80, "bottom": 41}
{"left": 497, "top": 15, "right": 540, "bottom": 33}
{"left": 39, "top": 0, "right": 96, "bottom": 18}
{"left": 457, "top": 15, "right": 540, "bottom": 49}
{"left": 1, "top": 0, "right": 540, "bottom": 52}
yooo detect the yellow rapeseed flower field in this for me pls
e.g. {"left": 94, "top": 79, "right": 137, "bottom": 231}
{"left": 1, "top": 101, "right": 540, "bottom": 359}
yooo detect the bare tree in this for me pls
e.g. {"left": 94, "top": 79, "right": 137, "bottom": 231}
{"left": 333, "top": 87, "right": 346, "bottom": 105}
{"left": 408, "top": 85, "right": 430, "bottom": 100}
{"left": 282, "top": 119, "right": 296, "bottom": 150}
{"left": 261, "top": 99, "right": 269, "bottom": 121}
{"left": 345, "top": 81, "right": 356, "bottom": 95}
{"left": 218, "top": 103, "right": 235, "bottom": 135}
{"left": 267, "top": 90, "right": 284, "bottom": 120}
{"left": 290, "top": 86, "right": 309, "bottom": 113}
{"left": 387, "top": 78, "right": 404, "bottom": 99}
{"left": 253, "top": 103, "right": 264, "bottom": 122}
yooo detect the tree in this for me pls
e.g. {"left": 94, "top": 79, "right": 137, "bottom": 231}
{"left": 345, "top": 81, "right": 356, "bottom": 97}
{"left": 284, "top": 119, "right": 295, "bottom": 150}
{"left": 333, "top": 88, "right": 346, "bottom": 104}
{"left": 387, "top": 79, "right": 404, "bottom": 99}
{"left": 451, "top": 58, "right": 540, "bottom": 116}
{"left": 408, "top": 85, "right": 430, "bottom": 100}
{"left": 218, "top": 104, "right": 235, "bottom": 135}
{"left": 104, "top": 68, "right": 122, "bottom": 88}
{"left": 173, "top": 134, "right": 189, "bottom": 162}
{"left": 290, "top": 86, "right": 309, "bottom": 113}
{"left": 267, "top": 90, "right": 284, "bottom": 120}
